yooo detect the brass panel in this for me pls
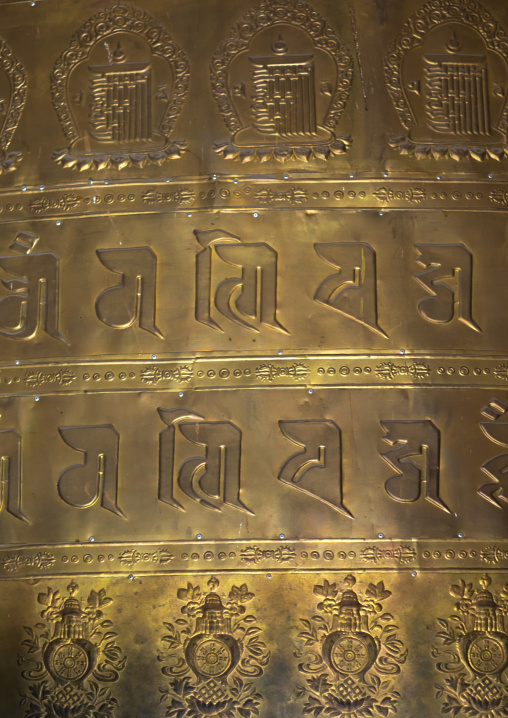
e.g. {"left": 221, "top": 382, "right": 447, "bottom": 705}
{"left": 0, "top": 210, "right": 506, "bottom": 360}
{"left": 0, "top": 386, "right": 506, "bottom": 544}
{"left": 0, "top": 570, "right": 508, "bottom": 717}
{"left": 1, "top": 0, "right": 508, "bottom": 715}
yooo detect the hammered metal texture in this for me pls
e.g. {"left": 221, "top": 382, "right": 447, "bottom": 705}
{"left": 2, "top": 0, "right": 508, "bottom": 716}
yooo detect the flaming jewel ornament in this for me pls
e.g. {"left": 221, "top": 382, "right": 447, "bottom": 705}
{"left": 159, "top": 576, "right": 270, "bottom": 718}
{"left": 17, "top": 581, "right": 126, "bottom": 718}
{"left": 434, "top": 574, "right": 508, "bottom": 717}
{"left": 296, "top": 576, "right": 407, "bottom": 718}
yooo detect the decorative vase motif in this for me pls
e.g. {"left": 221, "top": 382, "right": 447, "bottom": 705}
{"left": 296, "top": 575, "right": 407, "bottom": 718}
{"left": 160, "top": 576, "right": 270, "bottom": 718}
{"left": 434, "top": 574, "right": 508, "bottom": 718}
{"left": 17, "top": 581, "right": 126, "bottom": 718}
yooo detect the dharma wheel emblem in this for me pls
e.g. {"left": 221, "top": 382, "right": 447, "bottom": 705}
{"left": 51, "top": 3, "right": 189, "bottom": 171}
{"left": 296, "top": 576, "right": 407, "bottom": 718}
{"left": 159, "top": 576, "right": 270, "bottom": 718}
{"left": 385, "top": 0, "right": 508, "bottom": 161}
{"left": 17, "top": 581, "right": 126, "bottom": 718}
{"left": 434, "top": 574, "right": 508, "bottom": 717}
{"left": 210, "top": 0, "right": 353, "bottom": 163}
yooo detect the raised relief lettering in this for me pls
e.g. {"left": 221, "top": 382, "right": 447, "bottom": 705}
{"left": 414, "top": 244, "right": 480, "bottom": 332}
{"left": 479, "top": 399, "right": 508, "bottom": 509}
{"left": 314, "top": 243, "right": 387, "bottom": 337}
{"left": 58, "top": 425, "right": 124, "bottom": 518}
{"left": 95, "top": 247, "right": 162, "bottom": 337}
{"left": 158, "top": 408, "right": 252, "bottom": 514}
{"left": 380, "top": 420, "right": 450, "bottom": 513}
{"left": 195, "top": 229, "right": 287, "bottom": 334}
{"left": 51, "top": 3, "right": 189, "bottom": 170}
{"left": 385, "top": 0, "right": 508, "bottom": 160}
{"left": 211, "top": 0, "right": 353, "bottom": 162}
{"left": 0, "top": 233, "right": 66, "bottom": 342}
{"left": 0, "top": 429, "right": 27, "bottom": 523}
{"left": 278, "top": 420, "right": 352, "bottom": 517}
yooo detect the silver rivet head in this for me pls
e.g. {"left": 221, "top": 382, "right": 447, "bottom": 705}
{"left": 253, "top": 212, "right": 259, "bottom": 218}
{"left": 178, "top": 391, "right": 184, "bottom": 398}
{"left": 411, "top": 571, "right": 417, "bottom": 577}
{"left": 458, "top": 532, "right": 464, "bottom": 538}
{"left": 152, "top": 354, "right": 157, "bottom": 360}
{"left": 128, "top": 574, "right": 134, "bottom": 580}
{"left": 279, "top": 533, "right": 285, "bottom": 539}
{"left": 89, "top": 536, "right": 95, "bottom": 542}
{"left": 34, "top": 396, "right": 39, "bottom": 402}
{"left": 196, "top": 533, "right": 202, "bottom": 540}
{"left": 308, "top": 388, "right": 314, "bottom": 394}
{"left": 266, "top": 573, "right": 272, "bottom": 579}
{"left": 378, "top": 532, "right": 384, "bottom": 539}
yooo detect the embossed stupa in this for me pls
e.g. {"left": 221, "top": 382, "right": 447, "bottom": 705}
{"left": 322, "top": 575, "right": 378, "bottom": 677}
{"left": 459, "top": 576, "right": 508, "bottom": 676}
{"left": 185, "top": 593, "right": 241, "bottom": 682}
{"left": 44, "top": 598, "right": 97, "bottom": 684}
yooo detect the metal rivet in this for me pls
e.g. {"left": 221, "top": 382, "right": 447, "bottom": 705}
{"left": 30, "top": 1, "right": 35, "bottom": 5}
{"left": 34, "top": 396, "right": 39, "bottom": 401}
{"left": 56, "top": 220, "right": 61, "bottom": 226}
{"left": 383, "top": 171, "right": 388, "bottom": 178}
{"left": 128, "top": 574, "right": 134, "bottom": 580}
{"left": 308, "top": 388, "right": 314, "bottom": 394}
{"left": 21, "top": 185, "right": 26, "bottom": 192}
{"left": 379, "top": 210, "right": 384, "bottom": 216}
{"left": 349, "top": 172, "right": 354, "bottom": 179}
{"left": 253, "top": 212, "right": 259, "bottom": 218}
{"left": 411, "top": 571, "right": 417, "bottom": 577}
{"left": 104, "top": 180, "right": 109, "bottom": 185}
{"left": 277, "top": 349, "right": 283, "bottom": 355}
{"left": 178, "top": 391, "right": 184, "bottom": 398}
{"left": 196, "top": 533, "right": 202, "bottom": 540}
{"left": 15, "top": 360, "right": 19, "bottom": 365}
{"left": 39, "top": 184, "right": 45, "bottom": 190}
{"left": 89, "top": 536, "right": 95, "bottom": 542}
{"left": 152, "top": 354, "right": 157, "bottom": 360}
{"left": 165, "top": 178, "right": 171, "bottom": 183}
{"left": 212, "top": 174, "right": 217, "bottom": 180}
{"left": 488, "top": 173, "right": 493, "bottom": 179}
{"left": 436, "top": 175, "right": 442, "bottom": 180}
{"left": 400, "top": 349, "right": 405, "bottom": 355}
{"left": 88, "top": 179, "right": 93, "bottom": 186}
{"left": 458, "top": 532, "right": 464, "bottom": 538}
{"left": 233, "top": 178, "right": 239, "bottom": 184}
{"left": 279, "top": 533, "right": 285, "bottom": 539}
{"left": 266, "top": 573, "right": 272, "bottom": 579}
{"left": 187, "top": 213, "right": 192, "bottom": 218}
{"left": 283, "top": 173, "right": 289, "bottom": 180}
{"left": 378, "top": 532, "right": 384, "bottom": 539}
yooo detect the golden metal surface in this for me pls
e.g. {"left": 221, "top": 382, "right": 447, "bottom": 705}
{"left": 1, "top": 0, "right": 508, "bottom": 714}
